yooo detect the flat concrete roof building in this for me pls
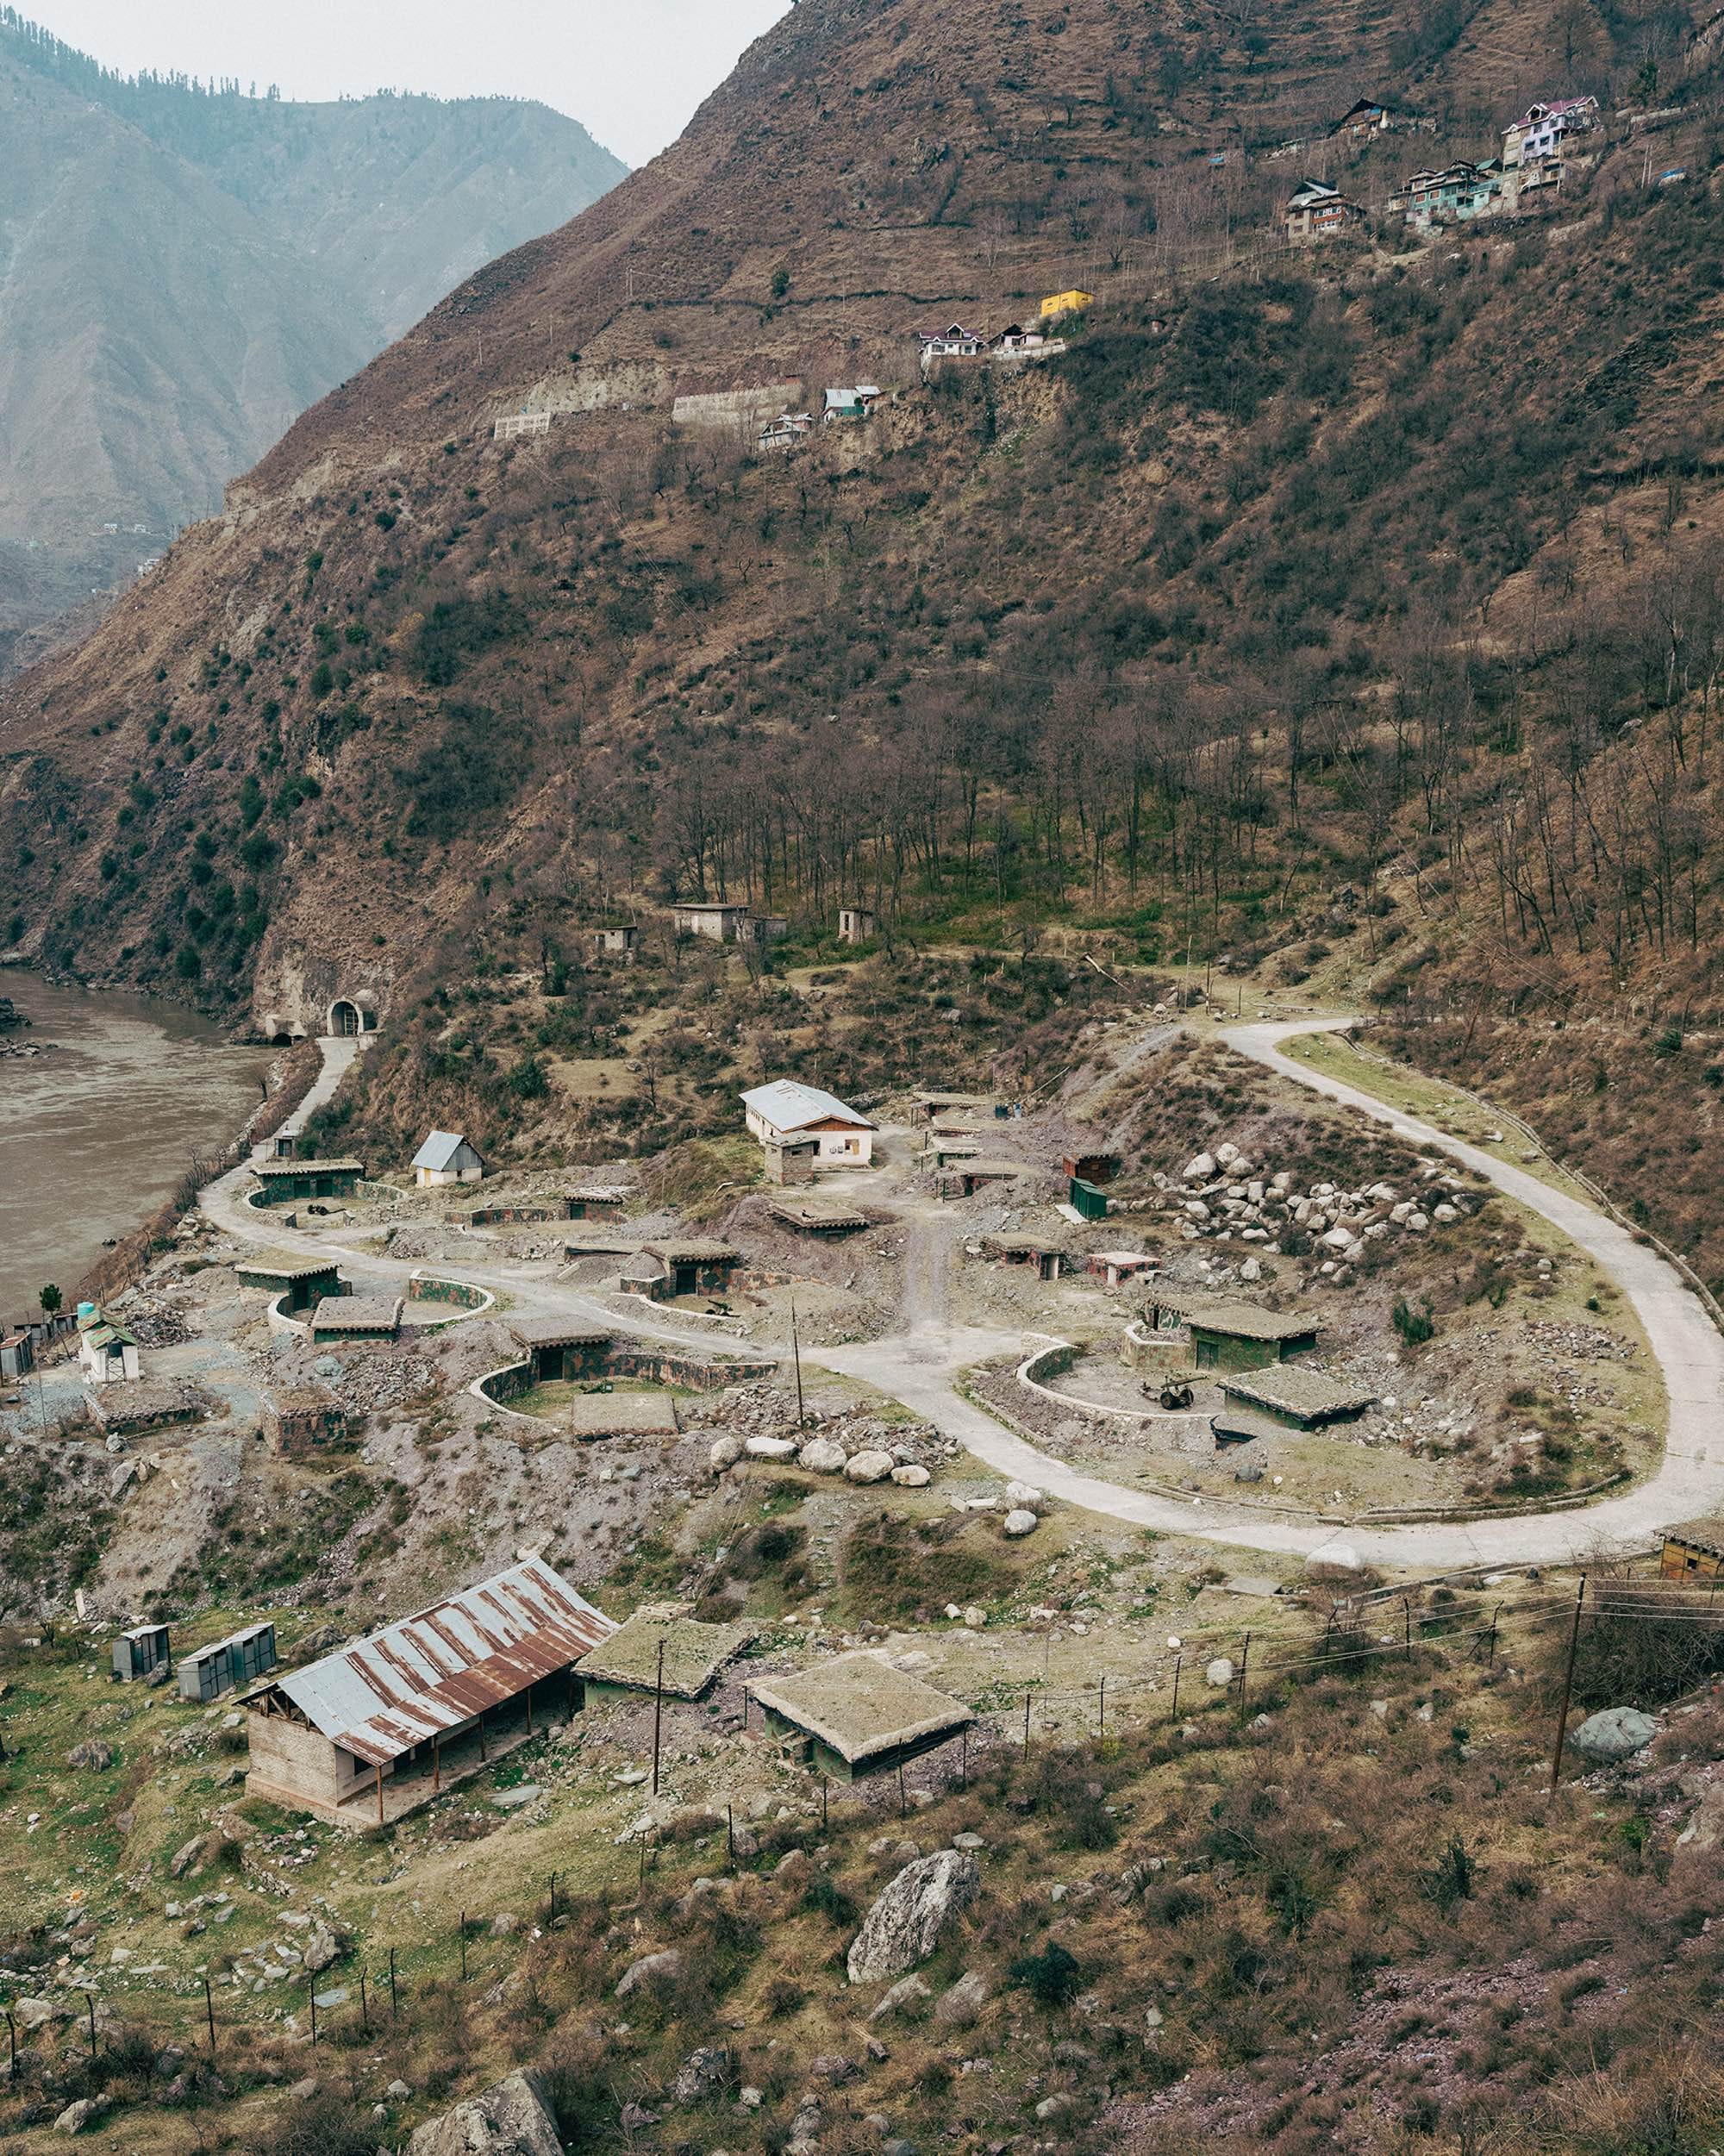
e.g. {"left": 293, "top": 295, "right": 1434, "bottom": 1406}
{"left": 310, "top": 1295, "right": 403, "bottom": 1342}
{"left": 578, "top": 1611, "right": 753, "bottom": 1702}
{"left": 748, "top": 1652, "right": 973, "bottom": 1782}
{"left": 1217, "top": 1363, "right": 1377, "bottom": 1429}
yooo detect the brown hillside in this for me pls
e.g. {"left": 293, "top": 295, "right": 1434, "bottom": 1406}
{"left": 3, "top": 0, "right": 1721, "bottom": 1123}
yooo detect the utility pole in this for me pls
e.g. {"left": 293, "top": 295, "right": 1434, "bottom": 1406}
{"left": 790, "top": 1298, "right": 806, "bottom": 1428}
{"left": 1548, "top": 1577, "right": 1588, "bottom": 1797}
{"left": 652, "top": 1640, "right": 665, "bottom": 1795}
{"left": 1171, "top": 1653, "right": 1182, "bottom": 1722}
{"left": 1022, "top": 1690, "right": 1032, "bottom": 1758}
{"left": 203, "top": 1972, "right": 216, "bottom": 2053}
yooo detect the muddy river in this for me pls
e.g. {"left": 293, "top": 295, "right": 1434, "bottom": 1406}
{"left": 0, "top": 968, "right": 265, "bottom": 1319}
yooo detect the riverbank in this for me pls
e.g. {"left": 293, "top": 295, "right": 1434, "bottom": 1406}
{"left": 0, "top": 968, "right": 266, "bottom": 1315}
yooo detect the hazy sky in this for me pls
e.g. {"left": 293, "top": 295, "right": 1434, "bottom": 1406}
{"left": 22, "top": 1, "right": 791, "bottom": 166}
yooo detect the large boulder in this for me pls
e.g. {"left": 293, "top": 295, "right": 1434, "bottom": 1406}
{"left": 846, "top": 1849, "right": 980, "bottom": 1984}
{"left": 746, "top": 1435, "right": 799, "bottom": 1461}
{"left": 1003, "top": 1509, "right": 1040, "bottom": 1538}
{"left": 709, "top": 1435, "right": 742, "bottom": 1472}
{"left": 1304, "top": 1540, "right": 1367, "bottom": 1584}
{"left": 407, "top": 2070, "right": 563, "bottom": 2156}
{"left": 845, "top": 1450, "right": 895, "bottom": 1484}
{"left": 1571, "top": 1708, "right": 1658, "bottom": 1765}
{"left": 66, "top": 1740, "right": 115, "bottom": 1772}
{"left": 1183, "top": 1153, "right": 1216, "bottom": 1182}
{"left": 615, "top": 1948, "right": 683, "bottom": 1998}
{"left": 797, "top": 1438, "right": 848, "bottom": 1475}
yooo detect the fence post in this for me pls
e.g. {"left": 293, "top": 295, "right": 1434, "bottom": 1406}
{"left": 1171, "top": 1653, "right": 1182, "bottom": 1722}
{"left": 1022, "top": 1690, "right": 1032, "bottom": 1759}
{"left": 1236, "top": 1632, "right": 1251, "bottom": 1716}
{"left": 359, "top": 1970, "right": 369, "bottom": 2039}
{"left": 84, "top": 1993, "right": 96, "bottom": 2063}
{"left": 309, "top": 1978, "right": 318, "bottom": 2047}
{"left": 203, "top": 1972, "right": 216, "bottom": 2053}
{"left": 6, "top": 2005, "right": 16, "bottom": 2082}
{"left": 389, "top": 1947, "right": 398, "bottom": 2020}
{"left": 459, "top": 1914, "right": 468, "bottom": 1984}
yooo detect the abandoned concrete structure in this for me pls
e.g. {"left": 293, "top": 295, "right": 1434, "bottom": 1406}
{"left": 749, "top": 1653, "right": 973, "bottom": 1782}
{"left": 509, "top": 1319, "right": 613, "bottom": 1384}
{"left": 1217, "top": 1363, "right": 1377, "bottom": 1429}
{"left": 309, "top": 1295, "right": 403, "bottom": 1343}
{"left": 838, "top": 904, "right": 876, "bottom": 944}
{"left": 263, "top": 1390, "right": 352, "bottom": 1459}
{"left": 1144, "top": 1290, "right": 1321, "bottom": 1372}
{"left": 590, "top": 924, "right": 640, "bottom": 960}
{"left": 578, "top": 1611, "right": 753, "bottom": 1705}
{"left": 251, "top": 1159, "right": 365, "bottom": 1206}
{"left": 234, "top": 1256, "right": 345, "bottom": 1313}
{"left": 243, "top": 1557, "right": 615, "bottom": 1827}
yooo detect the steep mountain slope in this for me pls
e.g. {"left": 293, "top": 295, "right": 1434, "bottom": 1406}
{"left": 0, "top": 11, "right": 626, "bottom": 668}
{"left": 5, "top": 0, "right": 1724, "bottom": 1231}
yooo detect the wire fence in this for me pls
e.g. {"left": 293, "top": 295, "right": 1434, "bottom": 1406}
{"left": 4, "top": 1572, "right": 1719, "bottom": 2084}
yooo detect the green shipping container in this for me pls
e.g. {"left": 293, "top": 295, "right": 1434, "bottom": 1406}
{"left": 1070, "top": 1177, "right": 1109, "bottom": 1222}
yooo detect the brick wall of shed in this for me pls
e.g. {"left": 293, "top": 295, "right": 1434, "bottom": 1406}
{"left": 245, "top": 1715, "right": 370, "bottom": 1813}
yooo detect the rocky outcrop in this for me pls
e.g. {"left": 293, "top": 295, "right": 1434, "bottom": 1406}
{"left": 1571, "top": 1707, "right": 1657, "bottom": 1763}
{"left": 846, "top": 1848, "right": 980, "bottom": 1984}
{"left": 407, "top": 2070, "right": 564, "bottom": 2156}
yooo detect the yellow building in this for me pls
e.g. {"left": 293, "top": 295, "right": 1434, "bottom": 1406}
{"left": 1040, "top": 289, "right": 1093, "bottom": 320}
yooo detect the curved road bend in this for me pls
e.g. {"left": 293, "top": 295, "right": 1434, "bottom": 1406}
{"left": 203, "top": 1023, "right": 1724, "bottom": 1569}
{"left": 815, "top": 1018, "right": 1724, "bottom": 1570}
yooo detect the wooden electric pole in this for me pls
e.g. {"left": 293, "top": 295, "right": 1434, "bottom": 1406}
{"left": 1548, "top": 1577, "right": 1588, "bottom": 1797}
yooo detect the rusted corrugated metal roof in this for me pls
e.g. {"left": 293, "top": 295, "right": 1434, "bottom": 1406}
{"left": 267, "top": 1556, "right": 615, "bottom": 1765}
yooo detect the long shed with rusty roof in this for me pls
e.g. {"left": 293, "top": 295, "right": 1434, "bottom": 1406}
{"left": 243, "top": 1556, "right": 615, "bottom": 1826}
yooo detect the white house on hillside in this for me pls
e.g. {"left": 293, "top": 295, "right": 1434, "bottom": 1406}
{"left": 743, "top": 1081, "right": 878, "bottom": 1167}
{"left": 412, "top": 1130, "right": 486, "bottom": 1188}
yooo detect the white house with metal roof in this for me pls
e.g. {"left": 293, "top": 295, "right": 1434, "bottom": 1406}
{"left": 412, "top": 1129, "right": 485, "bottom": 1188}
{"left": 77, "top": 1303, "right": 141, "bottom": 1385}
{"left": 243, "top": 1556, "right": 615, "bottom": 1826}
{"left": 742, "top": 1080, "right": 878, "bottom": 1167}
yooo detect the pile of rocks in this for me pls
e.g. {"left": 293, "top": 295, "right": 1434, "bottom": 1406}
{"left": 1159, "top": 1140, "right": 1477, "bottom": 1272}
{"left": 710, "top": 1418, "right": 940, "bottom": 1490}
{"left": 703, "top": 1394, "right": 959, "bottom": 1490}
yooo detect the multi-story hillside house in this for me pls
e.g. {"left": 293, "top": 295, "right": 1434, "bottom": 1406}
{"left": 1284, "top": 178, "right": 1365, "bottom": 242}
{"left": 1503, "top": 95, "right": 1598, "bottom": 167}
{"left": 1393, "top": 159, "right": 1508, "bottom": 229}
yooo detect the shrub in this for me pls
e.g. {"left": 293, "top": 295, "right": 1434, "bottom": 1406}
{"left": 1392, "top": 1298, "right": 1436, "bottom": 1347}
{"left": 1010, "top": 1941, "right": 1082, "bottom": 2007}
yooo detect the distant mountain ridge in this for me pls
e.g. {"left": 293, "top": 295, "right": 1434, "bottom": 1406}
{"left": 0, "top": 9, "right": 626, "bottom": 671}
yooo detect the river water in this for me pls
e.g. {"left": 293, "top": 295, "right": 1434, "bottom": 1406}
{"left": 0, "top": 968, "right": 265, "bottom": 1321}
